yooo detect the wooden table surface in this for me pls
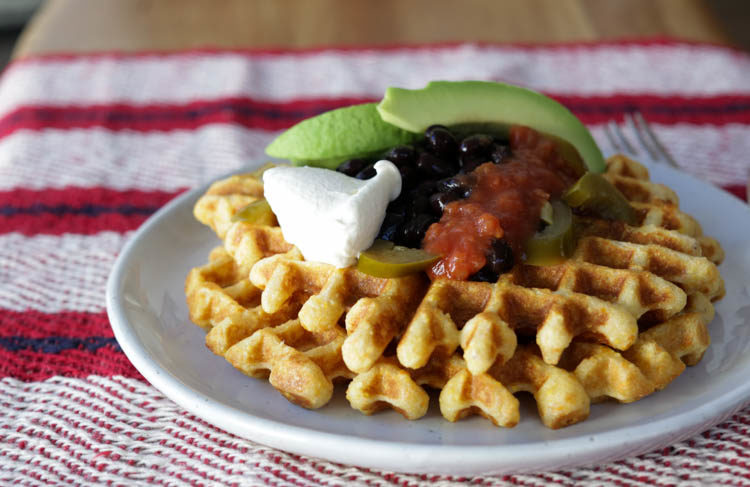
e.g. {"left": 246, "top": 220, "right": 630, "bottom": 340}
{"left": 14, "top": 0, "right": 730, "bottom": 57}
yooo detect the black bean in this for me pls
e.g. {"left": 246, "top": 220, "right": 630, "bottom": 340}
{"left": 425, "top": 126, "right": 458, "bottom": 160}
{"left": 398, "top": 165, "right": 417, "bottom": 189}
{"left": 409, "top": 195, "right": 432, "bottom": 217}
{"left": 436, "top": 177, "right": 471, "bottom": 198}
{"left": 459, "top": 134, "right": 493, "bottom": 157}
{"left": 414, "top": 139, "right": 431, "bottom": 155}
{"left": 426, "top": 124, "right": 449, "bottom": 134}
{"left": 459, "top": 134, "right": 494, "bottom": 172}
{"left": 336, "top": 158, "right": 370, "bottom": 177}
{"left": 470, "top": 267, "right": 498, "bottom": 283}
{"left": 490, "top": 144, "right": 511, "bottom": 164}
{"left": 377, "top": 213, "right": 404, "bottom": 242}
{"left": 485, "top": 239, "right": 515, "bottom": 274}
{"left": 399, "top": 213, "right": 437, "bottom": 247}
{"left": 468, "top": 240, "right": 514, "bottom": 282}
{"left": 355, "top": 164, "right": 376, "bottom": 180}
{"left": 413, "top": 179, "right": 438, "bottom": 196}
{"left": 385, "top": 145, "right": 417, "bottom": 168}
{"left": 416, "top": 152, "right": 457, "bottom": 179}
{"left": 429, "top": 192, "right": 458, "bottom": 215}
{"left": 459, "top": 155, "right": 486, "bottom": 174}
{"left": 386, "top": 196, "right": 408, "bottom": 217}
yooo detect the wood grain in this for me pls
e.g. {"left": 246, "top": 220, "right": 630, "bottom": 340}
{"left": 14, "top": 0, "right": 729, "bottom": 57}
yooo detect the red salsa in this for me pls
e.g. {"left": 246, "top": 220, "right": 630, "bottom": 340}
{"left": 422, "top": 126, "right": 578, "bottom": 280}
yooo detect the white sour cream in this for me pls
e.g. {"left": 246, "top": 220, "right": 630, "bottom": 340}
{"left": 262, "top": 160, "right": 402, "bottom": 268}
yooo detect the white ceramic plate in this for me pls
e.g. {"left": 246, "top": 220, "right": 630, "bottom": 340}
{"left": 106, "top": 161, "right": 750, "bottom": 475}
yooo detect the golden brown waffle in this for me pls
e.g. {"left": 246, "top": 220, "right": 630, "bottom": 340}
{"left": 248, "top": 254, "right": 427, "bottom": 373}
{"left": 605, "top": 154, "right": 725, "bottom": 267}
{"left": 559, "top": 308, "right": 711, "bottom": 403}
{"left": 185, "top": 154, "right": 725, "bottom": 429}
{"left": 346, "top": 346, "right": 590, "bottom": 429}
{"left": 225, "top": 318, "right": 353, "bottom": 408}
{"left": 186, "top": 247, "right": 352, "bottom": 408}
{"left": 185, "top": 246, "right": 301, "bottom": 354}
{"left": 193, "top": 164, "right": 275, "bottom": 239}
{"left": 194, "top": 174, "right": 264, "bottom": 240}
{"left": 346, "top": 358, "right": 430, "bottom": 420}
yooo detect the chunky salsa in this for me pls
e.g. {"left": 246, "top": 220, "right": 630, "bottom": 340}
{"left": 422, "top": 126, "right": 578, "bottom": 280}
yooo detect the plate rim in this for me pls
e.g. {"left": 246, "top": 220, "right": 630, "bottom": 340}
{"left": 106, "top": 164, "right": 750, "bottom": 475}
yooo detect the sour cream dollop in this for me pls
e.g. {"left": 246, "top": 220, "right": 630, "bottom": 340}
{"left": 262, "top": 160, "right": 402, "bottom": 268}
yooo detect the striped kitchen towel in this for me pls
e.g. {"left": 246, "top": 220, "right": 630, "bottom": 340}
{"left": 1, "top": 40, "right": 749, "bottom": 486}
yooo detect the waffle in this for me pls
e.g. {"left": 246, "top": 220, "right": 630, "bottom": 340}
{"left": 194, "top": 163, "right": 275, "bottom": 239}
{"left": 185, "top": 154, "right": 724, "bottom": 428}
{"left": 248, "top": 254, "right": 427, "bottom": 373}
{"left": 225, "top": 318, "right": 352, "bottom": 408}
{"left": 559, "top": 305, "right": 712, "bottom": 403}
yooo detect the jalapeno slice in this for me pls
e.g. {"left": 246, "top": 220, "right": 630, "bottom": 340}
{"left": 231, "top": 198, "right": 277, "bottom": 226}
{"left": 563, "top": 172, "right": 637, "bottom": 225}
{"left": 524, "top": 200, "right": 574, "bottom": 266}
{"left": 357, "top": 239, "right": 440, "bottom": 278}
{"left": 539, "top": 200, "right": 554, "bottom": 225}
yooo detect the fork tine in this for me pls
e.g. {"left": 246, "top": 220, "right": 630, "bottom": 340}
{"left": 608, "top": 118, "right": 638, "bottom": 155}
{"left": 626, "top": 113, "right": 657, "bottom": 161}
{"left": 633, "top": 112, "right": 680, "bottom": 168}
{"left": 604, "top": 121, "right": 623, "bottom": 153}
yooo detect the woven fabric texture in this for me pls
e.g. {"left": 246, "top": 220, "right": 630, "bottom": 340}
{"left": 0, "top": 41, "right": 749, "bottom": 486}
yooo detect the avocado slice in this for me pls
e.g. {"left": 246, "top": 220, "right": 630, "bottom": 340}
{"left": 265, "top": 103, "right": 419, "bottom": 169}
{"left": 376, "top": 81, "right": 605, "bottom": 173}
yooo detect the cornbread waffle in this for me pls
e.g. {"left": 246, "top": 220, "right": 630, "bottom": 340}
{"left": 185, "top": 154, "right": 724, "bottom": 429}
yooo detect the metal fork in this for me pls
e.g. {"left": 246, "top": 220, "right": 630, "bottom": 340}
{"left": 607, "top": 112, "right": 750, "bottom": 204}
{"left": 604, "top": 112, "right": 680, "bottom": 168}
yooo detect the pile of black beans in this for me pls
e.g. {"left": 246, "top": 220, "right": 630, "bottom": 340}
{"left": 336, "top": 125, "right": 515, "bottom": 281}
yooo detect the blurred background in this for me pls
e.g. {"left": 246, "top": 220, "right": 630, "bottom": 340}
{"left": 1, "top": 0, "right": 749, "bottom": 68}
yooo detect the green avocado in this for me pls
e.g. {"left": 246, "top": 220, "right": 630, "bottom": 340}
{"left": 265, "top": 103, "right": 419, "bottom": 169}
{"left": 376, "top": 81, "right": 605, "bottom": 173}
